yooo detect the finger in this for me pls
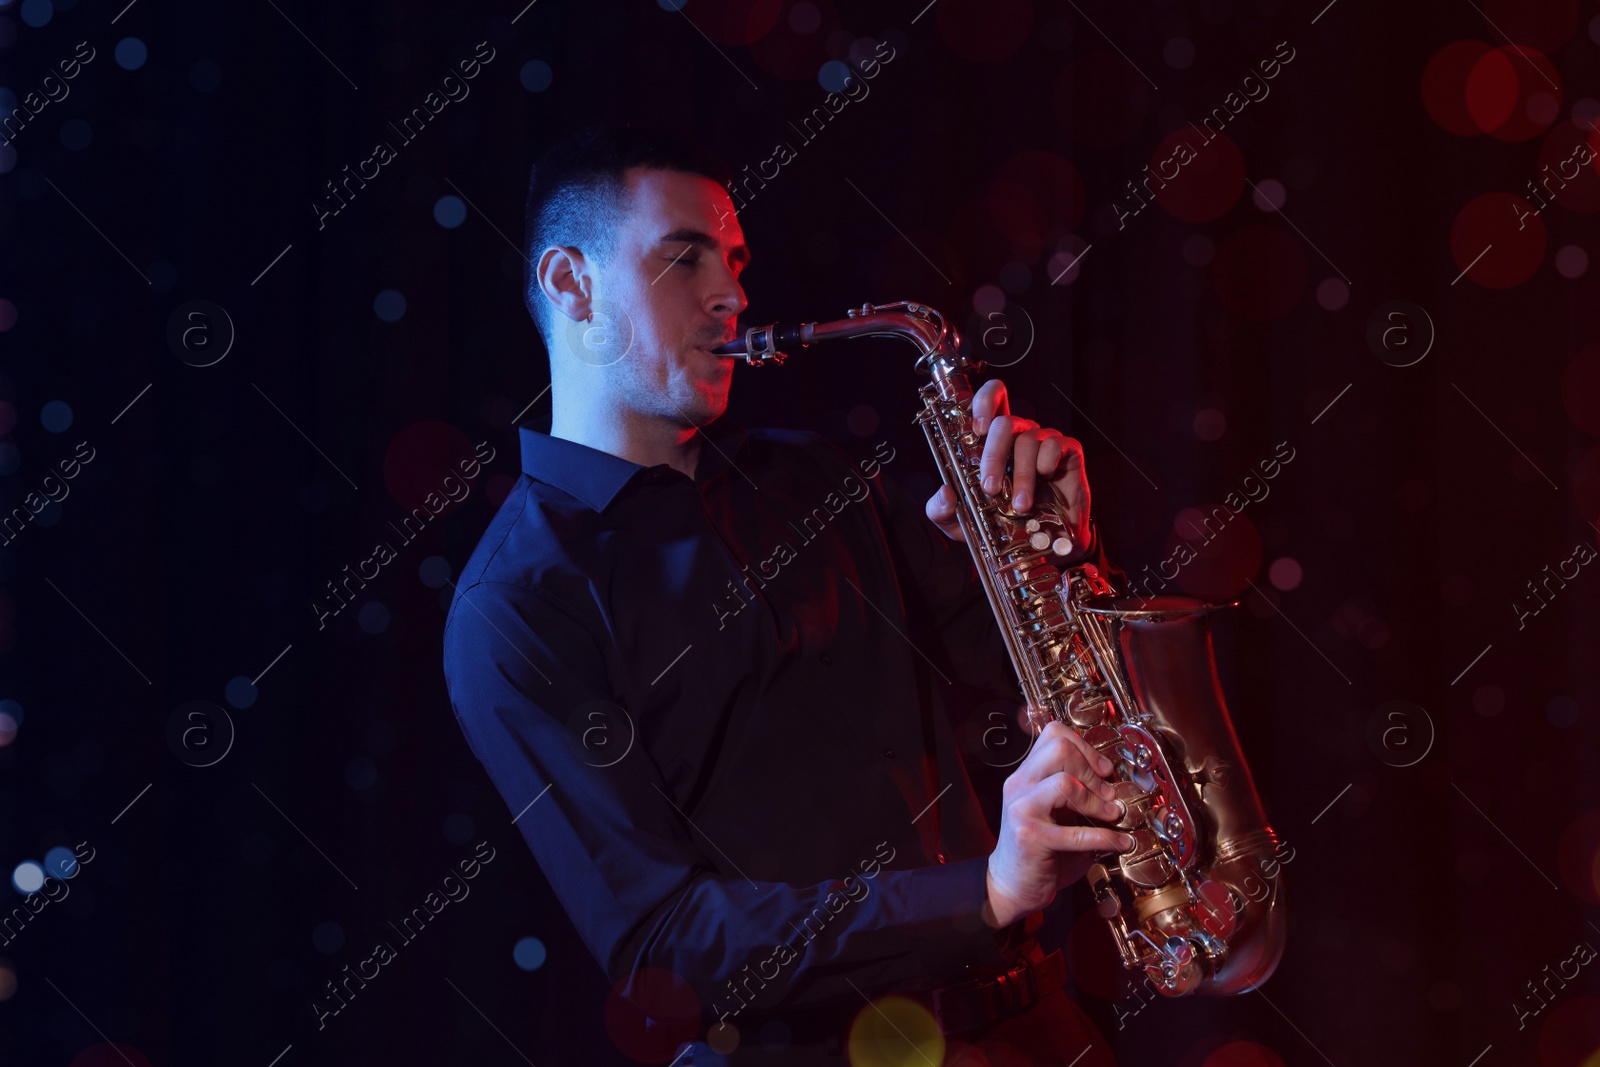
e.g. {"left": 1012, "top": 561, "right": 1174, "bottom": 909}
{"left": 1010, "top": 722, "right": 1112, "bottom": 799}
{"left": 980, "top": 415, "right": 1037, "bottom": 498}
{"left": 1035, "top": 822, "right": 1136, "bottom": 855}
{"left": 1031, "top": 770, "right": 1124, "bottom": 823}
{"left": 971, "top": 379, "right": 1009, "bottom": 434}
{"left": 1046, "top": 437, "right": 1088, "bottom": 522}
{"left": 1011, "top": 429, "right": 1058, "bottom": 512}
{"left": 924, "top": 484, "right": 965, "bottom": 543}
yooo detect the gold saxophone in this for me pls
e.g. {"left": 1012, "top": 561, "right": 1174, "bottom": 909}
{"left": 715, "top": 300, "right": 1287, "bottom": 996}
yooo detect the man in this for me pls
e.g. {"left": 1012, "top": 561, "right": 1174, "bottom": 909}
{"left": 443, "top": 125, "right": 1134, "bottom": 1065}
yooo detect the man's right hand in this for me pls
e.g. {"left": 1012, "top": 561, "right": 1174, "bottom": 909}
{"left": 983, "top": 718, "right": 1135, "bottom": 930}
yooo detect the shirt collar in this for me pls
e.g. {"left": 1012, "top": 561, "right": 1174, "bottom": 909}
{"left": 518, "top": 416, "right": 749, "bottom": 513}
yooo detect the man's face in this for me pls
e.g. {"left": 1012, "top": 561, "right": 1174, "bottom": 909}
{"left": 586, "top": 168, "right": 749, "bottom": 429}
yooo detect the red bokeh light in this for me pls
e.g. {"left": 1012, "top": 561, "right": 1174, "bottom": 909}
{"left": 70, "top": 1045, "right": 154, "bottom": 1067}
{"left": 985, "top": 151, "right": 1086, "bottom": 262}
{"left": 689, "top": 0, "right": 782, "bottom": 47}
{"left": 1423, "top": 40, "right": 1495, "bottom": 136}
{"left": 1466, "top": 45, "right": 1562, "bottom": 141}
{"left": 1538, "top": 996, "right": 1600, "bottom": 1067}
{"left": 1449, "top": 192, "right": 1547, "bottom": 288}
{"left": 1168, "top": 504, "right": 1265, "bottom": 601}
{"left": 1555, "top": 810, "right": 1600, "bottom": 904}
{"left": 1153, "top": 129, "right": 1246, "bottom": 224}
{"left": 1562, "top": 343, "right": 1600, "bottom": 436}
{"left": 748, "top": 0, "right": 840, "bottom": 81}
{"left": 1482, "top": 0, "right": 1580, "bottom": 53}
{"left": 937, "top": 0, "right": 1033, "bottom": 62}
{"left": 1201, "top": 1040, "right": 1286, "bottom": 1067}
{"left": 603, "top": 967, "right": 701, "bottom": 1063}
{"left": 1211, "top": 227, "right": 1307, "bottom": 322}
{"left": 1536, "top": 121, "right": 1600, "bottom": 212}
{"left": 382, "top": 420, "right": 479, "bottom": 514}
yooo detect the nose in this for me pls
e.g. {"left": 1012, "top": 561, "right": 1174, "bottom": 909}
{"left": 706, "top": 263, "right": 748, "bottom": 324}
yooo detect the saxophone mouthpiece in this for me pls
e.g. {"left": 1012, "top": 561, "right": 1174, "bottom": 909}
{"left": 713, "top": 321, "right": 810, "bottom": 365}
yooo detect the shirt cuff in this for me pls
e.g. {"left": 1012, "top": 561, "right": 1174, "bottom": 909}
{"left": 900, "top": 856, "right": 1010, "bottom": 985}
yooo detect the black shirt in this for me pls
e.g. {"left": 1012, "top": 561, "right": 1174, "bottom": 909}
{"left": 442, "top": 416, "right": 1111, "bottom": 1043}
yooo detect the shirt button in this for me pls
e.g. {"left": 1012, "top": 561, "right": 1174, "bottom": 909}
{"left": 820, "top": 654, "right": 833, "bottom": 666}
{"left": 882, "top": 747, "right": 895, "bottom": 759}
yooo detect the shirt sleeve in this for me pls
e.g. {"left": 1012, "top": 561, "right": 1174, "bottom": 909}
{"left": 442, "top": 579, "right": 1011, "bottom": 1026}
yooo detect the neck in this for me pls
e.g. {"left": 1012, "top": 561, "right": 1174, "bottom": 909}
{"left": 549, "top": 391, "right": 704, "bottom": 479}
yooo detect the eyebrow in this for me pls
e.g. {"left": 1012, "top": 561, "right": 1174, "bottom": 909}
{"left": 658, "top": 227, "right": 751, "bottom": 269}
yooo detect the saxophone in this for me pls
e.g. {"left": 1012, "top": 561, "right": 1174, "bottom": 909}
{"left": 714, "top": 301, "right": 1287, "bottom": 996}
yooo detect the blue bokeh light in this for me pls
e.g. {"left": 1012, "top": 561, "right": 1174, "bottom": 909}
{"left": 373, "top": 289, "right": 406, "bottom": 323}
{"left": 41, "top": 400, "right": 72, "bottom": 433}
{"left": 114, "top": 37, "right": 148, "bottom": 70}
{"left": 513, "top": 936, "right": 547, "bottom": 971}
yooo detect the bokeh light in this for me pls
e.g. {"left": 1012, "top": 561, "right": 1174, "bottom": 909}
{"left": 10, "top": 860, "right": 44, "bottom": 894}
{"left": 1537, "top": 996, "right": 1600, "bottom": 1067}
{"left": 43, "top": 845, "right": 78, "bottom": 879}
{"left": 1316, "top": 277, "right": 1350, "bottom": 310}
{"left": 312, "top": 921, "right": 345, "bottom": 954}
{"left": 225, "top": 676, "right": 258, "bottom": 709}
{"left": 1153, "top": 129, "right": 1245, "bottom": 223}
{"left": 519, "top": 60, "right": 553, "bottom": 92}
{"left": 433, "top": 195, "right": 466, "bottom": 228}
{"left": 1251, "top": 179, "right": 1287, "bottom": 212}
{"left": 41, "top": 399, "right": 72, "bottom": 432}
{"left": 1466, "top": 45, "right": 1561, "bottom": 141}
{"left": 846, "top": 995, "right": 944, "bottom": 1067}
{"left": 381, "top": 420, "right": 476, "bottom": 512}
{"left": 373, "top": 289, "right": 406, "bottom": 322}
{"left": 937, "top": 0, "right": 1030, "bottom": 62}
{"left": 1482, "top": 0, "right": 1580, "bottom": 53}
{"left": 603, "top": 967, "right": 700, "bottom": 1062}
{"left": 1170, "top": 505, "right": 1265, "bottom": 600}
{"left": 1561, "top": 343, "right": 1600, "bottom": 435}
{"left": 1555, "top": 810, "right": 1600, "bottom": 903}
{"left": 1201, "top": 1040, "right": 1286, "bottom": 1067}
{"left": 513, "top": 936, "right": 547, "bottom": 971}
{"left": 345, "top": 756, "right": 378, "bottom": 790}
{"left": 419, "top": 556, "right": 452, "bottom": 588}
{"left": 1555, "top": 245, "right": 1589, "bottom": 278}
{"left": 1423, "top": 41, "right": 1495, "bottom": 136}
{"left": 1449, "top": 192, "right": 1546, "bottom": 288}
{"left": 114, "top": 37, "right": 147, "bottom": 70}
{"left": 1269, "top": 557, "right": 1303, "bottom": 590}
{"left": 358, "top": 601, "right": 390, "bottom": 634}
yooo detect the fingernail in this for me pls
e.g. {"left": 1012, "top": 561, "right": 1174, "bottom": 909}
{"left": 1110, "top": 800, "right": 1125, "bottom": 818}
{"left": 1121, "top": 834, "right": 1136, "bottom": 851}
{"left": 1013, "top": 491, "right": 1028, "bottom": 510}
{"left": 1098, "top": 756, "right": 1114, "bottom": 774}
{"left": 983, "top": 475, "right": 999, "bottom": 494}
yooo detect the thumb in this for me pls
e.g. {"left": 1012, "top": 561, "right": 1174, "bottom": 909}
{"left": 925, "top": 484, "right": 966, "bottom": 542}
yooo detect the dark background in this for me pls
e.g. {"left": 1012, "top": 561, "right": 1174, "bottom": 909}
{"left": 3, "top": 0, "right": 1599, "bottom": 1064}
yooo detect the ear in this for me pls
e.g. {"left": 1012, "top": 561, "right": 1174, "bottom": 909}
{"left": 536, "top": 245, "right": 594, "bottom": 325}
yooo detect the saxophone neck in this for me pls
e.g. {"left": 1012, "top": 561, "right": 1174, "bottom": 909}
{"left": 714, "top": 300, "right": 978, "bottom": 397}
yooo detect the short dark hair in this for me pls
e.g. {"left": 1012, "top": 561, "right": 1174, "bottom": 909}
{"left": 522, "top": 124, "right": 732, "bottom": 345}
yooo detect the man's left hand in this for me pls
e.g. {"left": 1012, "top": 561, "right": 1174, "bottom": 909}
{"left": 924, "top": 378, "right": 1092, "bottom": 559}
